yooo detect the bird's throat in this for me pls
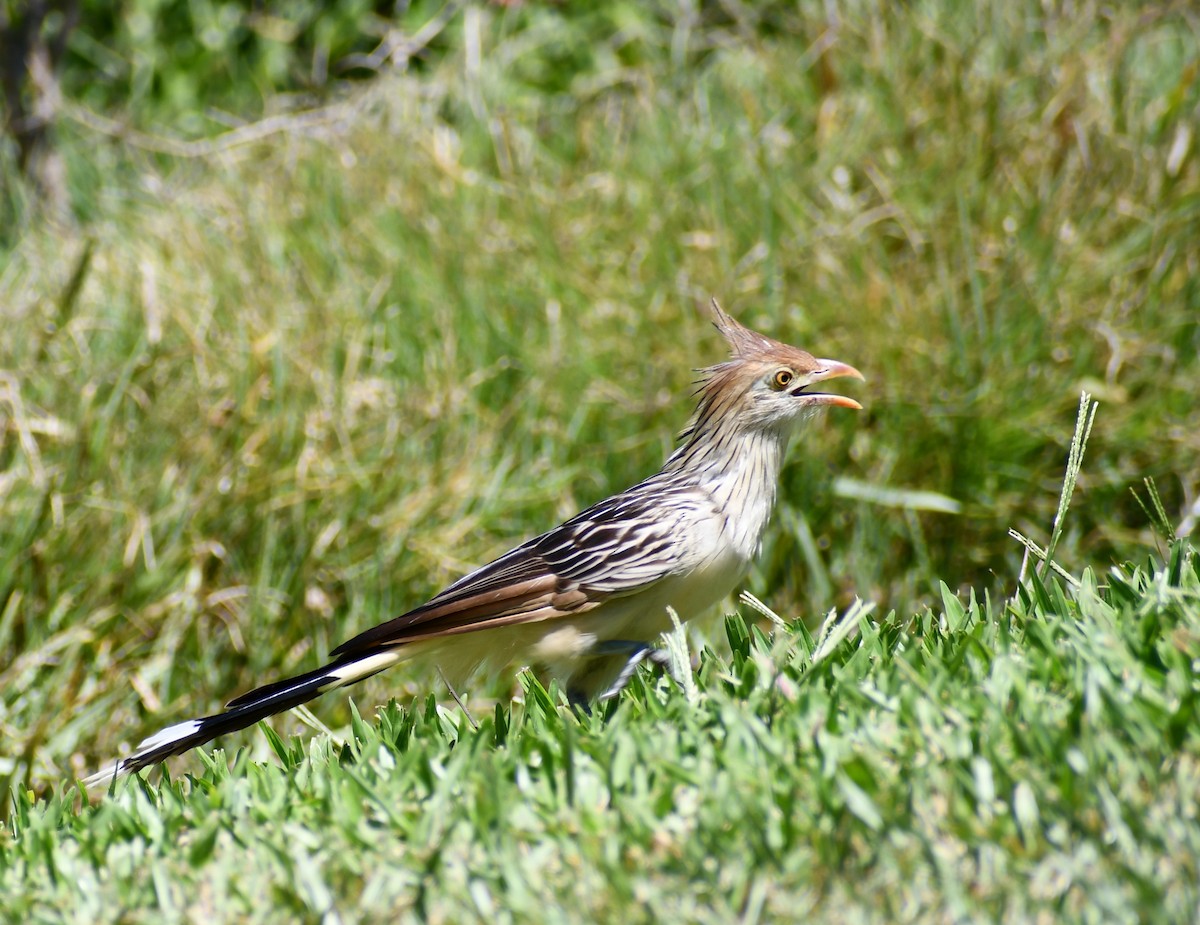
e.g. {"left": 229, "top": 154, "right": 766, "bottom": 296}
{"left": 666, "top": 424, "right": 790, "bottom": 562}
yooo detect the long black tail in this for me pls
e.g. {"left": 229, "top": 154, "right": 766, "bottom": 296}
{"left": 84, "top": 648, "right": 404, "bottom": 788}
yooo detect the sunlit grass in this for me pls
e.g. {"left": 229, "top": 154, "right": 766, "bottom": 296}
{"left": 6, "top": 540, "right": 1200, "bottom": 922}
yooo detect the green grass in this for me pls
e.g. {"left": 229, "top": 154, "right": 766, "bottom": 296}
{"left": 1, "top": 1, "right": 1198, "bottom": 919}
{"left": 6, "top": 543, "right": 1200, "bottom": 922}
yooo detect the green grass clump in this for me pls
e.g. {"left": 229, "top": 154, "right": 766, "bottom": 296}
{"left": 5, "top": 541, "right": 1199, "bottom": 922}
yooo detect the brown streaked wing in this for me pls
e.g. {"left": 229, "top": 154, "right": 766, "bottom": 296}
{"left": 329, "top": 480, "right": 707, "bottom": 658}
{"left": 327, "top": 546, "right": 594, "bottom": 657}
{"left": 536, "top": 482, "right": 707, "bottom": 592}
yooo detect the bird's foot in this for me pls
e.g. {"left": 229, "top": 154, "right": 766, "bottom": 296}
{"left": 596, "top": 641, "right": 670, "bottom": 702}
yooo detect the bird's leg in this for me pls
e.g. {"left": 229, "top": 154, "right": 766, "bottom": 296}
{"left": 594, "top": 640, "right": 671, "bottom": 702}
{"left": 564, "top": 640, "right": 668, "bottom": 709}
{"left": 566, "top": 688, "right": 592, "bottom": 714}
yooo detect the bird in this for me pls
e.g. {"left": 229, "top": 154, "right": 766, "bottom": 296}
{"left": 84, "top": 299, "right": 862, "bottom": 787}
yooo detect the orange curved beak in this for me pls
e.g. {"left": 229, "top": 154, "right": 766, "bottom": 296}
{"left": 792, "top": 359, "right": 864, "bottom": 410}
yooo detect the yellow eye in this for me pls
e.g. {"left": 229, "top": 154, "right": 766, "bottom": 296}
{"left": 772, "top": 369, "right": 794, "bottom": 390}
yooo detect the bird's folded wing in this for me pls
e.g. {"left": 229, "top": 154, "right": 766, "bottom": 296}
{"left": 328, "top": 486, "right": 710, "bottom": 658}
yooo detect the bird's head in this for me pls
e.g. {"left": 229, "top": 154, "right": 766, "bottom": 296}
{"left": 692, "top": 299, "right": 864, "bottom": 436}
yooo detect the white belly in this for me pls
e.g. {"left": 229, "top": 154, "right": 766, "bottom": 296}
{"left": 411, "top": 540, "right": 750, "bottom": 697}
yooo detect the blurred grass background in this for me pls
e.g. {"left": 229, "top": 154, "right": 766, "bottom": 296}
{"left": 0, "top": 0, "right": 1197, "bottom": 800}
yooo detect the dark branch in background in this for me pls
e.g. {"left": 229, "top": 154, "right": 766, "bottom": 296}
{"left": 0, "top": 0, "right": 79, "bottom": 211}
{"left": 336, "top": 1, "right": 463, "bottom": 74}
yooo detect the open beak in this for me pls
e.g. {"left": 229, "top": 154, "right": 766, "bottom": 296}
{"left": 791, "top": 359, "right": 864, "bottom": 410}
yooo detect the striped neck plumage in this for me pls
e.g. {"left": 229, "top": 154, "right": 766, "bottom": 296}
{"left": 661, "top": 396, "right": 791, "bottom": 560}
{"left": 664, "top": 387, "right": 790, "bottom": 510}
{"left": 665, "top": 399, "right": 789, "bottom": 478}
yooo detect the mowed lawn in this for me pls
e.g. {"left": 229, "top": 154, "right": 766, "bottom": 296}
{"left": 1, "top": 2, "right": 1197, "bottom": 921}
